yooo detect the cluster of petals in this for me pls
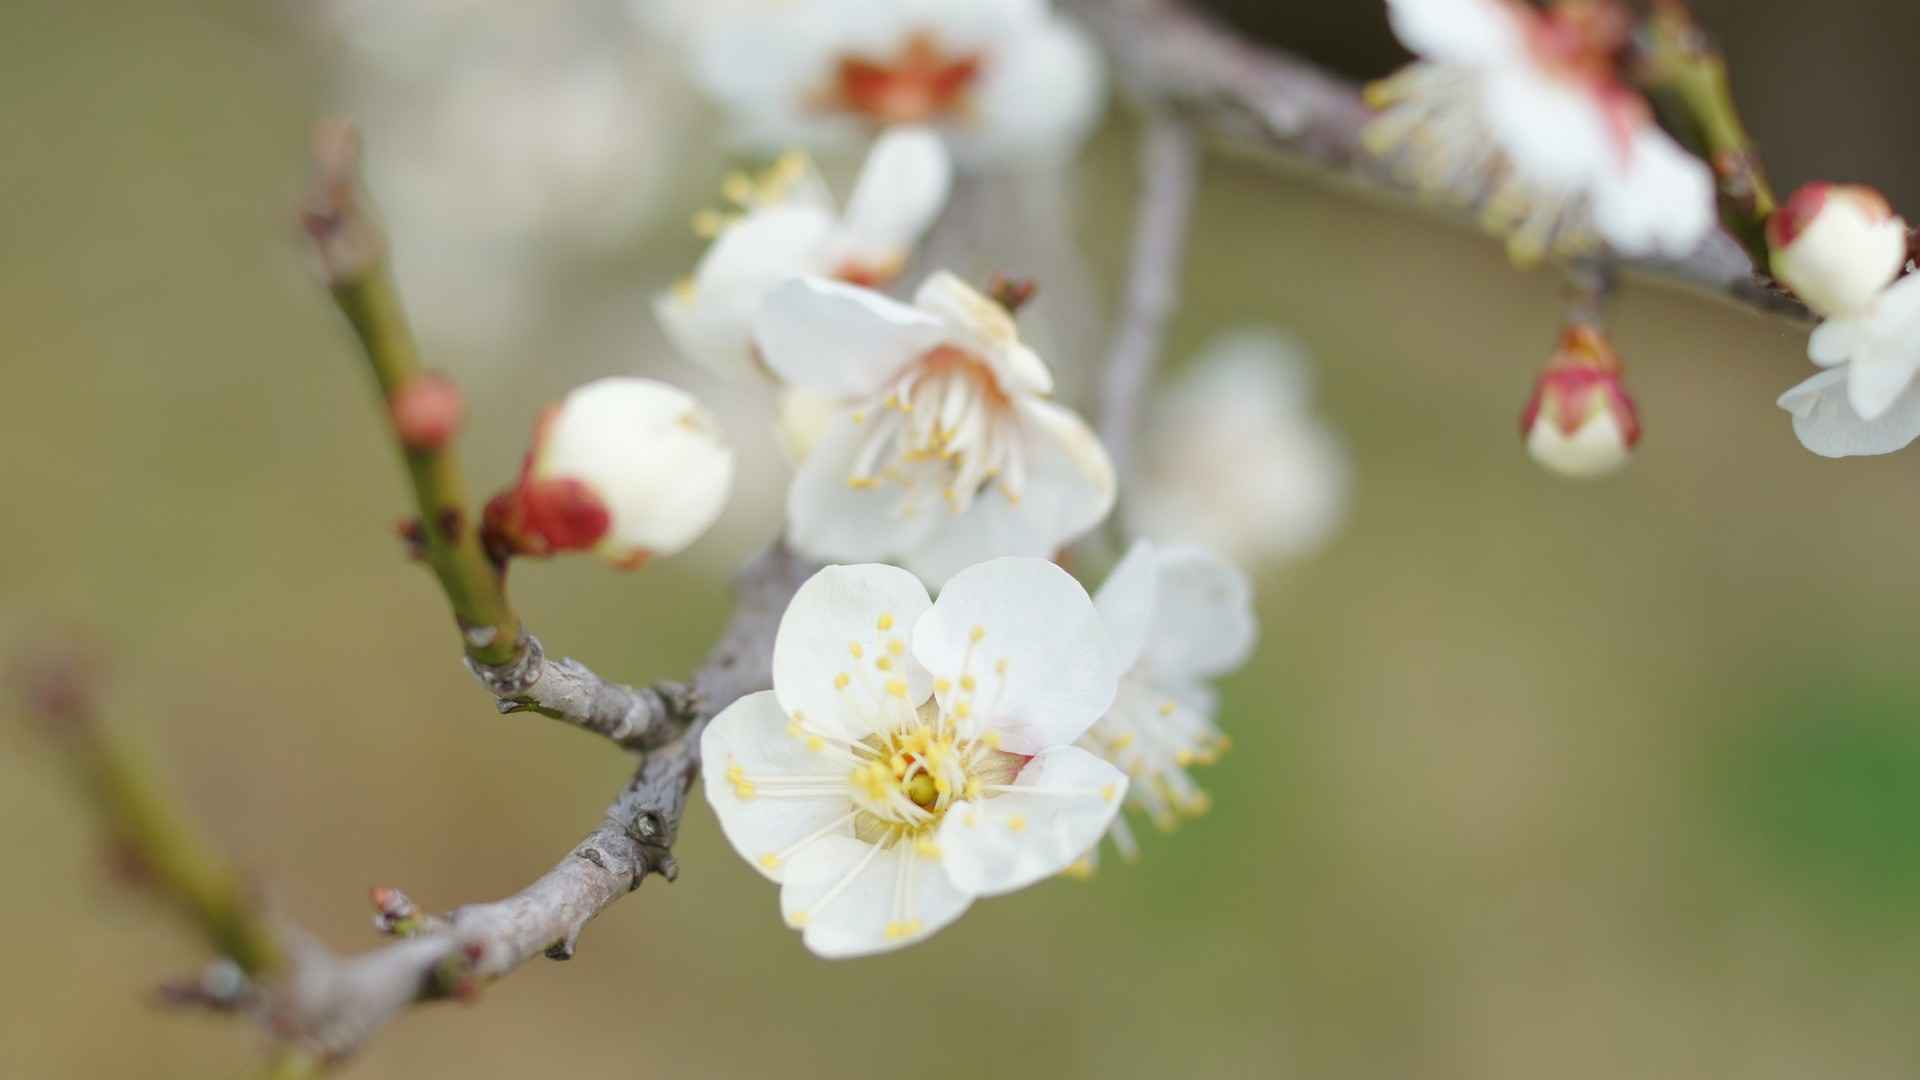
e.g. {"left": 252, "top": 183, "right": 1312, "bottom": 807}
{"left": 1770, "top": 183, "right": 1920, "bottom": 458}
{"left": 754, "top": 272, "right": 1115, "bottom": 584}
{"left": 656, "top": 127, "right": 952, "bottom": 381}
{"left": 1073, "top": 541, "right": 1257, "bottom": 869}
{"left": 673, "top": 0, "right": 1104, "bottom": 168}
{"left": 1370, "top": 0, "right": 1714, "bottom": 262}
{"left": 702, "top": 557, "right": 1129, "bottom": 957}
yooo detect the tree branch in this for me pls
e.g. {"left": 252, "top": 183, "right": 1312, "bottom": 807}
{"left": 1067, "top": 0, "right": 1810, "bottom": 322}
{"left": 1098, "top": 110, "right": 1199, "bottom": 487}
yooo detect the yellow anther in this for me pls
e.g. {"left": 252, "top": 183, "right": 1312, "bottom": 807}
{"left": 1100, "top": 784, "right": 1117, "bottom": 802}
{"left": 981, "top": 730, "right": 1000, "bottom": 748}
{"left": 963, "top": 778, "right": 982, "bottom": 800}
{"left": 1109, "top": 733, "right": 1135, "bottom": 750}
{"left": 848, "top": 475, "right": 879, "bottom": 489}
{"left": 994, "top": 658, "right": 1008, "bottom": 676}
{"left": 720, "top": 171, "right": 754, "bottom": 204}
{"left": 726, "top": 764, "right": 755, "bottom": 800}
{"left": 849, "top": 641, "right": 864, "bottom": 659}
{"left": 877, "top": 613, "right": 894, "bottom": 631}
{"left": 691, "top": 208, "right": 731, "bottom": 238}
{"left": 887, "top": 639, "right": 905, "bottom": 656}
{"left": 1063, "top": 858, "right": 1095, "bottom": 880}
{"left": 876, "top": 656, "right": 893, "bottom": 672}
{"left": 952, "top": 701, "right": 971, "bottom": 720}
{"left": 806, "top": 736, "right": 825, "bottom": 752}
{"left": 970, "top": 626, "right": 986, "bottom": 642}
{"left": 915, "top": 837, "right": 941, "bottom": 858}
{"left": 933, "top": 775, "right": 952, "bottom": 795}
{"left": 670, "top": 275, "right": 695, "bottom": 301}
{"left": 1006, "top": 815, "right": 1027, "bottom": 833}
{"left": 959, "top": 675, "right": 976, "bottom": 692}
{"left": 934, "top": 678, "right": 952, "bottom": 693}
{"left": 834, "top": 672, "right": 850, "bottom": 690}
{"left": 1175, "top": 750, "right": 1197, "bottom": 767}
{"left": 787, "top": 911, "right": 809, "bottom": 928}
{"left": 1184, "top": 792, "right": 1213, "bottom": 815}
{"left": 1158, "top": 701, "right": 1177, "bottom": 718}
{"left": 758, "top": 853, "right": 781, "bottom": 870}
{"left": 885, "top": 678, "right": 908, "bottom": 699}
{"left": 1217, "top": 736, "right": 1233, "bottom": 752}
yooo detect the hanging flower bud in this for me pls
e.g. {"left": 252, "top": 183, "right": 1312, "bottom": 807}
{"left": 490, "top": 378, "right": 733, "bottom": 567}
{"left": 1520, "top": 324, "right": 1640, "bottom": 478}
{"left": 1767, "top": 183, "right": 1909, "bottom": 318}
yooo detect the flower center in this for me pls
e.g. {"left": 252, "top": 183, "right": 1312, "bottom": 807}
{"left": 833, "top": 33, "right": 981, "bottom": 125}
{"left": 847, "top": 346, "right": 1024, "bottom": 514}
{"left": 848, "top": 703, "right": 1021, "bottom": 843}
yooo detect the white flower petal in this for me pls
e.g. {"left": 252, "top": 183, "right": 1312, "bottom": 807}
{"left": 1777, "top": 368, "right": 1920, "bottom": 458}
{"left": 1385, "top": 0, "right": 1530, "bottom": 66}
{"left": 912, "top": 557, "right": 1116, "bottom": 753}
{"left": 1093, "top": 540, "right": 1160, "bottom": 674}
{"left": 836, "top": 126, "right": 952, "bottom": 269}
{"left": 778, "top": 836, "right": 974, "bottom": 958}
{"left": 700, "top": 691, "right": 856, "bottom": 882}
{"left": 935, "top": 746, "right": 1127, "bottom": 896}
{"left": 755, "top": 276, "right": 947, "bottom": 397}
{"left": 786, "top": 408, "right": 945, "bottom": 564}
{"left": 1846, "top": 354, "right": 1920, "bottom": 421}
{"left": 773, "top": 563, "right": 934, "bottom": 740}
{"left": 910, "top": 271, "right": 1052, "bottom": 395}
{"left": 948, "top": 15, "right": 1105, "bottom": 167}
{"left": 1139, "top": 545, "right": 1258, "bottom": 682}
{"left": 901, "top": 398, "right": 1116, "bottom": 585}
{"left": 656, "top": 205, "right": 835, "bottom": 378}
{"left": 1809, "top": 315, "right": 1867, "bottom": 368}
{"left": 1589, "top": 128, "right": 1715, "bottom": 258}
{"left": 1482, "top": 67, "right": 1611, "bottom": 191}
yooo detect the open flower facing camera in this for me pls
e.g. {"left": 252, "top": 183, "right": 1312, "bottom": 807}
{"left": 702, "top": 558, "right": 1127, "bottom": 957}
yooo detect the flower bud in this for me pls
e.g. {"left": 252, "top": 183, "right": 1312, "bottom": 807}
{"left": 1767, "top": 182, "right": 1909, "bottom": 317}
{"left": 1520, "top": 324, "right": 1640, "bottom": 478}
{"left": 496, "top": 378, "right": 733, "bottom": 566}
{"left": 390, "top": 372, "right": 464, "bottom": 451}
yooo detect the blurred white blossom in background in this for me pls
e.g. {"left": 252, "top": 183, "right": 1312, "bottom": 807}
{"left": 1128, "top": 330, "right": 1350, "bottom": 568}
{"left": 656, "top": 0, "right": 1105, "bottom": 169}
{"left": 314, "top": 0, "right": 708, "bottom": 353}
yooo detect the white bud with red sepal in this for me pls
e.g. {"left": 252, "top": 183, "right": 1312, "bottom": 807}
{"left": 1520, "top": 324, "right": 1640, "bottom": 478}
{"left": 1768, "top": 182, "right": 1909, "bottom": 318}
{"left": 491, "top": 378, "right": 733, "bottom": 567}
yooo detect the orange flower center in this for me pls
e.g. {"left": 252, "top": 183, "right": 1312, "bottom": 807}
{"left": 834, "top": 33, "right": 981, "bottom": 125}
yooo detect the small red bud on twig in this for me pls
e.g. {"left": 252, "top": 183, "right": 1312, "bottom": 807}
{"left": 391, "top": 372, "right": 465, "bottom": 452}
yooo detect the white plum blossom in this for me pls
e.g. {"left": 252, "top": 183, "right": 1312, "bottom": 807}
{"left": 1777, "top": 274, "right": 1920, "bottom": 458}
{"left": 701, "top": 558, "right": 1128, "bottom": 957}
{"left": 492, "top": 378, "right": 734, "bottom": 566}
{"left": 1069, "top": 541, "right": 1256, "bottom": 872}
{"left": 675, "top": 0, "right": 1105, "bottom": 168}
{"left": 1767, "top": 182, "right": 1910, "bottom": 319}
{"left": 657, "top": 128, "right": 952, "bottom": 380}
{"left": 1368, "top": 0, "right": 1714, "bottom": 262}
{"left": 1128, "top": 331, "right": 1349, "bottom": 567}
{"left": 754, "top": 272, "right": 1116, "bottom": 584}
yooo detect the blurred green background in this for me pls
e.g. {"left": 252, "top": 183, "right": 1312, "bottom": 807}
{"left": 9, "top": 2, "right": 1920, "bottom": 1077}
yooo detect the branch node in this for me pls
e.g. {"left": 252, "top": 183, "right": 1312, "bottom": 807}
{"left": 464, "top": 635, "right": 543, "bottom": 697}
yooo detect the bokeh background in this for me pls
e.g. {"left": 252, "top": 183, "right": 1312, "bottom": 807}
{"left": 8, "top": 1, "right": 1920, "bottom": 1076}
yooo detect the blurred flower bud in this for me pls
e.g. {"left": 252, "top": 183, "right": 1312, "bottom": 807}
{"left": 1520, "top": 324, "right": 1640, "bottom": 478}
{"left": 390, "top": 372, "right": 464, "bottom": 451}
{"left": 494, "top": 378, "right": 734, "bottom": 566}
{"left": 1768, "top": 182, "right": 1909, "bottom": 318}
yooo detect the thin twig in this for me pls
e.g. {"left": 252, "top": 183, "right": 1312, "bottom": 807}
{"left": 1099, "top": 111, "right": 1199, "bottom": 486}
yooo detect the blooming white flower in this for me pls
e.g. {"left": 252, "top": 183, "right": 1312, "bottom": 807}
{"left": 1368, "top": 0, "right": 1714, "bottom": 262}
{"left": 675, "top": 0, "right": 1104, "bottom": 167}
{"left": 1128, "top": 331, "right": 1348, "bottom": 567}
{"left": 1777, "top": 274, "right": 1920, "bottom": 458}
{"left": 1767, "top": 182, "right": 1910, "bottom": 319}
{"left": 1067, "top": 541, "right": 1255, "bottom": 872}
{"left": 701, "top": 557, "right": 1128, "bottom": 957}
{"left": 657, "top": 128, "right": 952, "bottom": 380}
{"left": 755, "top": 272, "right": 1116, "bottom": 584}
{"left": 492, "top": 378, "right": 734, "bottom": 565}
{"left": 1520, "top": 324, "right": 1640, "bottom": 478}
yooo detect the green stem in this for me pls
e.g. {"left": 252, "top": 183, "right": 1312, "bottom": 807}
{"left": 53, "top": 712, "right": 281, "bottom": 975}
{"left": 308, "top": 122, "right": 523, "bottom": 668}
{"left": 1638, "top": 0, "right": 1776, "bottom": 268}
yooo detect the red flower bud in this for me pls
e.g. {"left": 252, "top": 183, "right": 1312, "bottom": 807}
{"left": 1520, "top": 324, "right": 1640, "bottom": 478}
{"left": 391, "top": 372, "right": 464, "bottom": 452}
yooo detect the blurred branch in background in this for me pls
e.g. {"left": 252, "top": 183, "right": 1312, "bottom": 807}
{"left": 1070, "top": 0, "right": 1810, "bottom": 322}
